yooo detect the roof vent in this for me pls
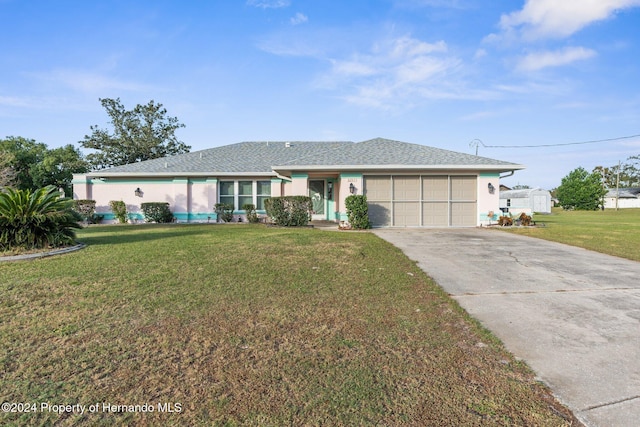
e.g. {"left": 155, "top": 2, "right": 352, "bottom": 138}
{"left": 285, "top": 142, "right": 291, "bottom": 148}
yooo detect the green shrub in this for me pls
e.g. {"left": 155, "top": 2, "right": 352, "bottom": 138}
{"left": 215, "top": 203, "right": 234, "bottom": 223}
{"left": 242, "top": 203, "right": 259, "bottom": 223}
{"left": 345, "top": 195, "right": 371, "bottom": 229}
{"left": 72, "top": 199, "right": 97, "bottom": 223}
{"left": 0, "top": 186, "right": 82, "bottom": 250}
{"left": 108, "top": 200, "right": 128, "bottom": 224}
{"left": 264, "top": 196, "right": 312, "bottom": 226}
{"left": 141, "top": 202, "right": 174, "bottom": 223}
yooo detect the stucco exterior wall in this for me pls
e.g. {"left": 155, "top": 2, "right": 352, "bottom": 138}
{"left": 478, "top": 173, "right": 500, "bottom": 225}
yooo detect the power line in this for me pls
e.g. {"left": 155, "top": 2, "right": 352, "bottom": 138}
{"left": 473, "top": 133, "right": 640, "bottom": 149}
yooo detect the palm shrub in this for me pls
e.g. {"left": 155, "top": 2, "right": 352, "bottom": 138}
{"left": 0, "top": 186, "right": 82, "bottom": 251}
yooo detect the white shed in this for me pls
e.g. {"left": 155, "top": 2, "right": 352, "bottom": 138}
{"left": 499, "top": 187, "right": 552, "bottom": 215}
{"left": 603, "top": 188, "right": 640, "bottom": 209}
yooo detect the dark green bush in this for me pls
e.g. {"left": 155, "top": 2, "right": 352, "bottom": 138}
{"left": 215, "top": 203, "right": 234, "bottom": 223}
{"left": 264, "top": 196, "right": 312, "bottom": 226}
{"left": 108, "top": 200, "right": 128, "bottom": 224}
{"left": 141, "top": 202, "right": 174, "bottom": 223}
{"left": 242, "top": 203, "right": 259, "bottom": 223}
{"left": 345, "top": 195, "right": 371, "bottom": 229}
{"left": 0, "top": 186, "right": 82, "bottom": 250}
{"left": 72, "top": 199, "right": 96, "bottom": 223}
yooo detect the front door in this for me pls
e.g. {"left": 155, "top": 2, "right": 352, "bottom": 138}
{"left": 309, "top": 180, "right": 326, "bottom": 220}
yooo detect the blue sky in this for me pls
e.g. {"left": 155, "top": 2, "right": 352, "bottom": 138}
{"left": 1, "top": 0, "right": 639, "bottom": 189}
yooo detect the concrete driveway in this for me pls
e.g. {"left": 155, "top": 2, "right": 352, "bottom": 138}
{"left": 373, "top": 228, "right": 640, "bottom": 427}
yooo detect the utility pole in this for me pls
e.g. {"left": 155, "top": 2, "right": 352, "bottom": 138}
{"left": 616, "top": 160, "right": 621, "bottom": 211}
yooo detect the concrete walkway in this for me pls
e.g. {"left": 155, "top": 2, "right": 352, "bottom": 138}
{"left": 373, "top": 228, "right": 640, "bottom": 427}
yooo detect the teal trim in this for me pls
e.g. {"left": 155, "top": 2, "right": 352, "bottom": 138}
{"left": 91, "top": 178, "right": 178, "bottom": 184}
{"left": 479, "top": 212, "right": 499, "bottom": 221}
{"left": 291, "top": 173, "right": 309, "bottom": 179}
{"left": 173, "top": 178, "right": 189, "bottom": 183}
{"left": 339, "top": 172, "right": 363, "bottom": 178}
{"left": 327, "top": 178, "right": 336, "bottom": 220}
{"left": 271, "top": 177, "right": 285, "bottom": 183}
{"left": 479, "top": 172, "right": 500, "bottom": 178}
{"left": 339, "top": 212, "right": 349, "bottom": 221}
{"left": 206, "top": 178, "right": 218, "bottom": 183}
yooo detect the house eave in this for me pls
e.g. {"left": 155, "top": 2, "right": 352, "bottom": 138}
{"left": 86, "top": 171, "right": 277, "bottom": 179}
{"left": 272, "top": 164, "right": 526, "bottom": 173}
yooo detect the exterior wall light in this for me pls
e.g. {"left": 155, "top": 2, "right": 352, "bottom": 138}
{"left": 487, "top": 183, "right": 495, "bottom": 194}
{"left": 134, "top": 187, "right": 143, "bottom": 197}
{"left": 349, "top": 183, "right": 356, "bottom": 194}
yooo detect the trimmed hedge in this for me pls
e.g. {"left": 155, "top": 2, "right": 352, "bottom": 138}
{"left": 345, "top": 195, "right": 371, "bottom": 229}
{"left": 141, "top": 202, "right": 174, "bottom": 223}
{"left": 264, "top": 196, "right": 312, "bottom": 226}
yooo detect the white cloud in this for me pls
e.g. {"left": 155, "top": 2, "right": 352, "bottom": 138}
{"left": 32, "top": 69, "right": 155, "bottom": 94}
{"left": 516, "top": 47, "right": 597, "bottom": 71}
{"left": 290, "top": 12, "right": 308, "bottom": 25}
{"left": 246, "top": 0, "right": 290, "bottom": 9}
{"left": 499, "top": 0, "right": 640, "bottom": 40}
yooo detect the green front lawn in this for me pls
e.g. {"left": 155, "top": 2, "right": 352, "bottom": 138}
{"left": 0, "top": 224, "right": 577, "bottom": 425}
{"left": 500, "top": 208, "right": 640, "bottom": 261}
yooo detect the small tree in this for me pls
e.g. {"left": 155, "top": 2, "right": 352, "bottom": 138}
{"left": 109, "top": 200, "right": 128, "bottom": 223}
{"left": 344, "top": 195, "right": 371, "bottom": 229}
{"left": 215, "top": 203, "right": 234, "bottom": 223}
{"left": 556, "top": 167, "right": 606, "bottom": 210}
{"left": 242, "top": 203, "right": 259, "bottom": 223}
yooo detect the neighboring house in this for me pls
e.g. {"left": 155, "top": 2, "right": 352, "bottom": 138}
{"left": 603, "top": 187, "right": 640, "bottom": 209}
{"left": 499, "top": 187, "right": 552, "bottom": 215}
{"left": 73, "top": 138, "right": 525, "bottom": 227}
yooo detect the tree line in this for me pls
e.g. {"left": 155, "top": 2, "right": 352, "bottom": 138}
{"left": 1, "top": 98, "right": 190, "bottom": 195}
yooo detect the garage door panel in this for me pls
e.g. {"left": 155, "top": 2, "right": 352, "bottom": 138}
{"left": 422, "top": 176, "right": 448, "bottom": 201}
{"left": 451, "top": 202, "right": 476, "bottom": 226}
{"left": 368, "top": 202, "right": 391, "bottom": 227}
{"left": 393, "top": 202, "right": 419, "bottom": 226}
{"left": 364, "top": 176, "right": 391, "bottom": 200}
{"left": 451, "top": 176, "right": 477, "bottom": 201}
{"left": 393, "top": 176, "right": 419, "bottom": 201}
{"left": 422, "top": 202, "right": 448, "bottom": 226}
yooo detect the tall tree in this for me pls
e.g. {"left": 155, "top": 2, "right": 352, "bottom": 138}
{"left": 31, "top": 145, "right": 89, "bottom": 196}
{"left": 80, "top": 98, "right": 190, "bottom": 170}
{"left": 0, "top": 151, "right": 16, "bottom": 187}
{"left": 0, "top": 136, "right": 48, "bottom": 190}
{"left": 0, "top": 137, "right": 89, "bottom": 194}
{"left": 556, "top": 167, "right": 607, "bottom": 210}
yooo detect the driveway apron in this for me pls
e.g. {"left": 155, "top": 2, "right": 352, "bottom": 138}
{"left": 373, "top": 228, "right": 640, "bottom": 427}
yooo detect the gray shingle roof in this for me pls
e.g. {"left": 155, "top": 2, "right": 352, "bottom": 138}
{"left": 90, "top": 138, "right": 523, "bottom": 177}
{"left": 275, "top": 138, "right": 521, "bottom": 168}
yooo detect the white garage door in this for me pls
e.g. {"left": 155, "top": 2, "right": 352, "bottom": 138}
{"left": 364, "top": 175, "right": 477, "bottom": 227}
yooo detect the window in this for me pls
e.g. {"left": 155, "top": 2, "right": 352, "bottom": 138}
{"left": 257, "top": 181, "right": 271, "bottom": 210}
{"left": 238, "top": 181, "right": 253, "bottom": 208}
{"left": 218, "top": 180, "right": 271, "bottom": 210}
{"left": 220, "top": 181, "right": 234, "bottom": 207}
